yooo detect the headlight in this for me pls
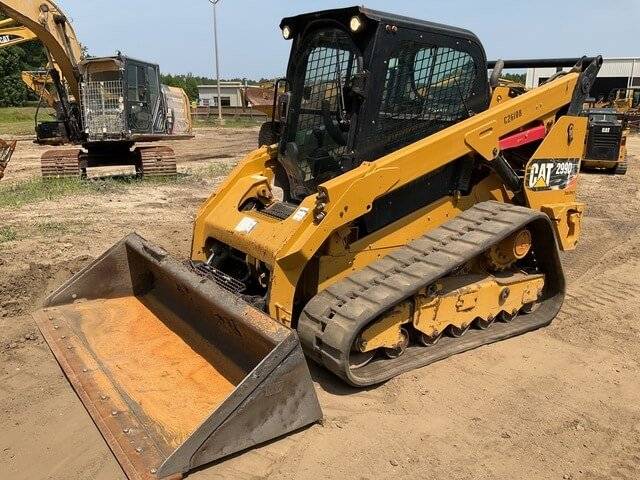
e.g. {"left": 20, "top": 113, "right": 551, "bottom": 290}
{"left": 350, "top": 15, "right": 363, "bottom": 32}
{"left": 282, "top": 25, "right": 292, "bottom": 40}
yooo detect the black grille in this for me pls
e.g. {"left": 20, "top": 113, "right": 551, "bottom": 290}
{"left": 190, "top": 261, "right": 246, "bottom": 295}
{"left": 260, "top": 201, "right": 297, "bottom": 220}
{"left": 586, "top": 125, "right": 622, "bottom": 160}
{"left": 366, "top": 42, "right": 476, "bottom": 155}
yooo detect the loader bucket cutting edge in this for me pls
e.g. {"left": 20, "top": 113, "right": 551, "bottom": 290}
{"left": 33, "top": 233, "right": 322, "bottom": 480}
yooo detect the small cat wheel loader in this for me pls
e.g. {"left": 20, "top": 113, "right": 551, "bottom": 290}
{"left": 33, "top": 7, "right": 600, "bottom": 479}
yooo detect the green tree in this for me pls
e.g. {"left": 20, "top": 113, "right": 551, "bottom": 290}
{"left": 502, "top": 73, "right": 526, "bottom": 85}
{"left": 0, "top": 47, "right": 29, "bottom": 106}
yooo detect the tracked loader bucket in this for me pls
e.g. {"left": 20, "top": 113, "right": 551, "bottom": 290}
{"left": 34, "top": 234, "right": 322, "bottom": 480}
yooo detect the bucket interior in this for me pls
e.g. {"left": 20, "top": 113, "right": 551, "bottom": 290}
{"left": 34, "top": 235, "right": 321, "bottom": 480}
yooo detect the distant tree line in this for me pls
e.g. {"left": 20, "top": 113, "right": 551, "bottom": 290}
{"left": 502, "top": 73, "right": 526, "bottom": 84}
{"left": 160, "top": 74, "right": 277, "bottom": 102}
{"left": 0, "top": 11, "right": 48, "bottom": 107}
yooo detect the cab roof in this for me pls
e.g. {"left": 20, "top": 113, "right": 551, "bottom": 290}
{"left": 280, "top": 6, "right": 482, "bottom": 45}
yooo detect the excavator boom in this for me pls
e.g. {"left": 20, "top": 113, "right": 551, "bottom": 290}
{"left": 0, "top": 19, "right": 37, "bottom": 47}
{"left": 0, "top": 0, "right": 82, "bottom": 100}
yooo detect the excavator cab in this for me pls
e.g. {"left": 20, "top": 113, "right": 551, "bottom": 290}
{"left": 36, "top": 55, "right": 191, "bottom": 146}
{"left": 78, "top": 56, "right": 163, "bottom": 141}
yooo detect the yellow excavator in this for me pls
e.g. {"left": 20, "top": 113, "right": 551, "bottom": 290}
{"left": 33, "top": 7, "right": 600, "bottom": 480}
{"left": 0, "top": 0, "right": 193, "bottom": 178}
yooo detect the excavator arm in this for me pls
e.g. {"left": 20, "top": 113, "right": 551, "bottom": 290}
{"left": 21, "top": 71, "right": 56, "bottom": 108}
{"left": 0, "top": 18, "right": 37, "bottom": 47}
{"left": 0, "top": 0, "right": 82, "bottom": 100}
{"left": 0, "top": 21, "right": 57, "bottom": 108}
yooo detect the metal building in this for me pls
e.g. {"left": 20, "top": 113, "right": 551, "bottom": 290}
{"left": 526, "top": 57, "right": 640, "bottom": 100}
{"left": 197, "top": 82, "right": 244, "bottom": 108}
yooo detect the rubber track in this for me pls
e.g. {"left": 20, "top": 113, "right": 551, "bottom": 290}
{"left": 41, "top": 149, "right": 82, "bottom": 179}
{"left": 297, "top": 201, "right": 566, "bottom": 386}
{"left": 137, "top": 146, "right": 177, "bottom": 178}
{"left": 614, "top": 161, "right": 628, "bottom": 175}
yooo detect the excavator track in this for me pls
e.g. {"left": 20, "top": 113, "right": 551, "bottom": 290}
{"left": 298, "top": 201, "right": 566, "bottom": 387}
{"left": 136, "top": 146, "right": 178, "bottom": 178}
{"left": 41, "top": 149, "right": 82, "bottom": 179}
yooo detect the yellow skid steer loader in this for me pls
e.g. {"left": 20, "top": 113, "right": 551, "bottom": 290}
{"left": 34, "top": 7, "right": 600, "bottom": 480}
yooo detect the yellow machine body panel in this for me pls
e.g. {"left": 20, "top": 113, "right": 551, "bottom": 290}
{"left": 192, "top": 70, "right": 588, "bottom": 325}
{"left": 0, "top": 20, "right": 37, "bottom": 47}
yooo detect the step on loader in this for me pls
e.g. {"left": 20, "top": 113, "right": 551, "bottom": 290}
{"left": 33, "top": 6, "right": 600, "bottom": 479}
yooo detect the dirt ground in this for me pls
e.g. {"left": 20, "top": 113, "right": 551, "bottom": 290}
{"left": 1, "top": 130, "right": 639, "bottom": 480}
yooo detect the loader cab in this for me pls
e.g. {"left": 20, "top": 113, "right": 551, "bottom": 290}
{"left": 277, "top": 6, "right": 490, "bottom": 200}
{"left": 79, "top": 55, "right": 164, "bottom": 141}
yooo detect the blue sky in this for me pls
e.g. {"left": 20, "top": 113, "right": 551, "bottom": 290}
{"left": 57, "top": 0, "right": 638, "bottom": 79}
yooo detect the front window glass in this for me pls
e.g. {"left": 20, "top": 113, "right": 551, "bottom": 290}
{"left": 286, "top": 28, "right": 359, "bottom": 196}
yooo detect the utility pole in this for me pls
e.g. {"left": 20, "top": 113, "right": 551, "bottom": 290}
{"left": 209, "top": 0, "right": 224, "bottom": 124}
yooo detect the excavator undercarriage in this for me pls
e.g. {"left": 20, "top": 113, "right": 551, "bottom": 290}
{"left": 41, "top": 145, "right": 178, "bottom": 179}
{"left": 30, "top": 6, "right": 599, "bottom": 480}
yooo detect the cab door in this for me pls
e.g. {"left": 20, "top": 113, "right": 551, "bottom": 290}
{"left": 125, "top": 60, "right": 161, "bottom": 134}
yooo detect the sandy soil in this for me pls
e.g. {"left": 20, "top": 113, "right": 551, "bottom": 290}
{"left": 0, "top": 130, "right": 639, "bottom": 480}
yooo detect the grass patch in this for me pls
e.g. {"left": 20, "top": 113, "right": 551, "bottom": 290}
{"left": 0, "top": 226, "right": 18, "bottom": 244}
{"left": 0, "top": 174, "right": 186, "bottom": 209}
{"left": 194, "top": 117, "right": 263, "bottom": 129}
{"left": 36, "top": 221, "right": 72, "bottom": 236}
{"left": 201, "top": 161, "right": 237, "bottom": 178}
{"left": 0, "top": 178, "right": 121, "bottom": 208}
{"left": 0, "top": 121, "right": 35, "bottom": 136}
{"left": 0, "top": 106, "right": 56, "bottom": 136}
